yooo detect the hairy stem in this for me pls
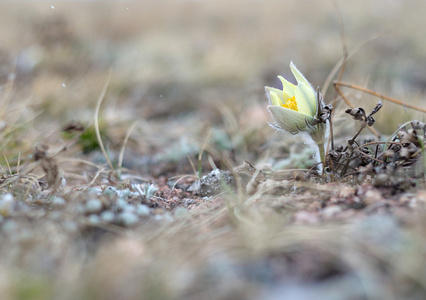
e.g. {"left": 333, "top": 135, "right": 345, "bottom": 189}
{"left": 317, "top": 142, "right": 326, "bottom": 165}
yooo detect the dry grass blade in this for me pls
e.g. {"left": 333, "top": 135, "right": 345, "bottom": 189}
{"left": 94, "top": 68, "right": 115, "bottom": 173}
{"left": 170, "top": 174, "right": 197, "bottom": 195}
{"left": 186, "top": 155, "right": 198, "bottom": 177}
{"left": 82, "top": 167, "right": 107, "bottom": 191}
{"left": 16, "top": 151, "right": 21, "bottom": 175}
{"left": 117, "top": 121, "right": 140, "bottom": 178}
{"left": 3, "top": 154, "right": 12, "bottom": 175}
{"left": 198, "top": 130, "right": 212, "bottom": 179}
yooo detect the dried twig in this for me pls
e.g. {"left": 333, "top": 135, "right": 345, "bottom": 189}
{"left": 334, "top": 81, "right": 426, "bottom": 113}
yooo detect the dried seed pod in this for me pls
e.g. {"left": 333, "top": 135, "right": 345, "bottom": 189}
{"left": 411, "top": 120, "right": 425, "bottom": 130}
{"left": 373, "top": 173, "right": 389, "bottom": 186}
{"left": 389, "top": 142, "right": 401, "bottom": 152}
{"left": 359, "top": 152, "right": 373, "bottom": 166}
{"left": 369, "top": 102, "right": 383, "bottom": 116}
{"left": 359, "top": 163, "right": 374, "bottom": 174}
{"left": 344, "top": 151, "right": 352, "bottom": 159}
{"left": 366, "top": 116, "right": 376, "bottom": 127}
{"left": 382, "top": 150, "right": 395, "bottom": 160}
{"left": 365, "top": 103, "right": 382, "bottom": 126}
{"left": 398, "top": 131, "right": 412, "bottom": 146}
{"left": 319, "top": 104, "right": 333, "bottom": 122}
{"left": 360, "top": 146, "right": 370, "bottom": 154}
{"left": 385, "top": 163, "right": 396, "bottom": 173}
{"left": 62, "top": 121, "right": 85, "bottom": 133}
{"left": 345, "top": 107, "right": 366, "bottom": 121}
{"left": 406, "top": 129, "right": 421, "bottom": 146}
{"left": 328, "top": 150, "right": 339, "bottom": 160}
{"left": 399, "top": 148, "right": 410, "bottom": 159}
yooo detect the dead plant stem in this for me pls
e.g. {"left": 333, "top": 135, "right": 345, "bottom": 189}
{"left": 334, "top": 81, "right": 426, "bottom": 113}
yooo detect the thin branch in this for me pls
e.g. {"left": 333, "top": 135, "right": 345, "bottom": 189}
{"left": 354, "top": 149, "right": 383, "bottom": 164}
{"left": 334, "top": 81, "right": 426, "bottom": 113}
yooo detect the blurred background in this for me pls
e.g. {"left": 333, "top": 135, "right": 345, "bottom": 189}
{"left": 1, "top": 0, "right": 425, "bottom": 174}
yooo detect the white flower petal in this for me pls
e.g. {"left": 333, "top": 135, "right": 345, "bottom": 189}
{"left": 295, "top": 82, "right": 317, "bottom": 116}
{"left": 265, "top": 87, "right": 282, "bottom": 106}
{"left": 290, "top": 61, "right": 313, "bottom": 90}
{"left": 265, "top": 86, "right": 284, "bottom": 97}
{"left": 268, "top": 105, "right": 314, "bottom": 134}
{"left": 278, "top": 75, "right": 296, "bottom": 98}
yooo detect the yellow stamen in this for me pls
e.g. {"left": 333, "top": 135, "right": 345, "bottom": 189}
{"left": 281, "top": 96, "right": 298, "bottom": 111}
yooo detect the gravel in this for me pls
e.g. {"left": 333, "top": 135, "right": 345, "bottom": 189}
{"left": 85, "top": 199, "right": 103, "bottom": 214}
{"left": 118, "top": 212, "right": 139, "bottom": 227}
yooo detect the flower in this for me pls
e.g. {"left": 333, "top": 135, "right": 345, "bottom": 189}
{"left": 265, "top": 62, "right": 327, "bottom": 168}
{"left": 265, "top": 61, "right": 317, "bottom": 134}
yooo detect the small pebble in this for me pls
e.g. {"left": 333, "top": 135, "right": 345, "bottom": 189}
{"left": 100, "top": 210, "right": 115, "bottom": 223}
{"left": 118, "top": 212, "right": 139, "bottom": 227}
{"left": 0, "top": 193, "right": 14, "bottom": 216}
{"left": 154, "top": 213, "right": 173, "bottom": 222}
{"left": 123, "top": 204, "right": 136, "bottom": 213}
{"left": 88, "top": 214, "right": 101, "bottom": 225}
{"left": 136, "top": 204, "right": 150, "bottom": 216}
{"left": 116, "top": 199, "right": 128, "bottom": 211}
{"left": 51, "top": 196, "right": 66, "bottom": 208}
{"left": 1, "top": 193, "right": 13, "bottom": 202}
{"left": 85, "top": 199, "right": 103, "bottom": 214}
{"left": 103, "top": 186, "right": 118, "bottom": 197}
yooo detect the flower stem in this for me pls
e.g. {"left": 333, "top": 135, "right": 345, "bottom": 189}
{"left": 314, "top": 141, "right": 326, "bottom": 176}
{"left": 309, "top": 123, "right": 326, "bottom": 171}
{"left": 317, "top": 142, "right": 325, "bottom": 165}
